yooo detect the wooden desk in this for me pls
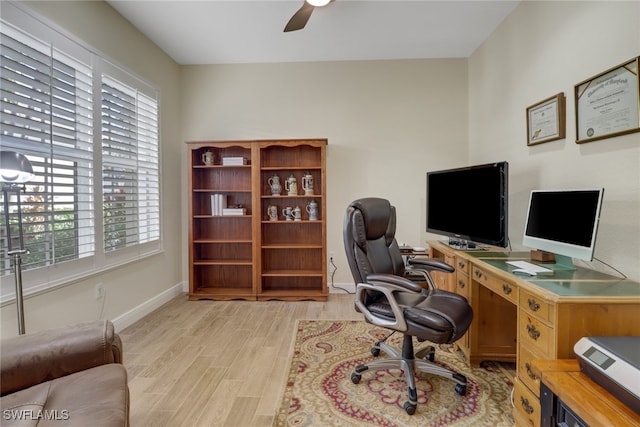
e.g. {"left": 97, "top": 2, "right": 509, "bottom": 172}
{"left": 532, "top": 359, "right": 640, "bottom": 427}
{"left": 427, "top": 241, "right": 640, "bottom": 427}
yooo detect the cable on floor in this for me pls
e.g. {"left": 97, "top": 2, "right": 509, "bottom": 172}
{"left": 329, "top": 255, "right": 354, "bottom": 294}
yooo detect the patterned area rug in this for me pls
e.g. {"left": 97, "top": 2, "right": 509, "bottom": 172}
{"left": 275, "top": 320, "right": 515, "bottom": 427}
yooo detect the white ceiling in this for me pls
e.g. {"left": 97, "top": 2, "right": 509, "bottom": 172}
{"left": 106, "top": 0, "right": 520, "bottom": 65}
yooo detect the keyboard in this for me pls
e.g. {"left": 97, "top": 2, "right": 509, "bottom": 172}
{"left": 506, "top": 260, "right": 553, "bottom": 274}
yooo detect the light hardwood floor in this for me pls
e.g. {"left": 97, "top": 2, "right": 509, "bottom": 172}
{"left": 120, "top": 293, "right": 360, "bottom": 427}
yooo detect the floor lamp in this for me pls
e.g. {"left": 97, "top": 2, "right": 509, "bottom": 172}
{"left": 1, "top": 151, "right": 35, "bottom": 335}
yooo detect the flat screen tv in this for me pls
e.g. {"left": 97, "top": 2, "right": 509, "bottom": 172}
{"left": 426, "top": 161, "right": 508, "bottom": 248}
{"left": 522, "top": 188, "right": 604, "bottom": 262}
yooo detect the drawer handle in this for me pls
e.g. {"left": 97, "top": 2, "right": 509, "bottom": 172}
{"left": 528, "top": 298, "right": 540, "bottom": 311}
{"left": 474, "top": 270, "right": 482, "bottom": 279}
{"left": 502, "top": 284, "right": 512, "bottom": 295}
{"left": 526, "top": 324, "right": 541, "bottom": 340}
{"left": 525, "top": 362, "right": 538, "bottom": 381}
{"left": 520, "top": 396, "right": 534, "bottom": 414}
{"left": 458, "top": 280, "right": 465, "bottom": 289}
{"left": 458, "top": 261, "right": 466, "bottom": 269}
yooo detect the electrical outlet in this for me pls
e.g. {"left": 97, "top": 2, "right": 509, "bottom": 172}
{"left": 329, "top": 251, "right": 335, "bottom": 261}
{"left": 95, "top": 283, "right": 105, "bottom": 300}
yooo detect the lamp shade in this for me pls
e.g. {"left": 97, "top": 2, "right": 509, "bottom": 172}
{"left": 0, "top": 151, "right": 34, "bottom": 183}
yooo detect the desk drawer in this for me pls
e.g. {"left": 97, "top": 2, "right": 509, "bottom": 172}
{"left": 513, "top": 378, "right": 540, "bottom": 427}
{"left": 472, "top": 266, "right": 518, "bottom": 304}
{"left": 456, "top": 274, "right": 470, "bottom": 298}
{"left": 518, "top": 344, "right": 543, "bottom": 396}
{"left": 519, "top": 313, "right": 553, "bottom": 357}
{"left": 455, "top": 257, "right": 469, "bottom": 274}
{"left": 519, "top": 289, "right": 553, "bottom": 323}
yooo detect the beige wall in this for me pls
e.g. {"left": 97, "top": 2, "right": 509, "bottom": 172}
{"left": 469, "top": 1, "right": 640, "bottom": 281}
{"left": 180, "top": 60, "right": 469, "bottom": 285}
{"left": 2, "top": 1, "right": 638, "bottom": 337}
{"left": 0, "top": 1, "right": 183, "bottom": 337}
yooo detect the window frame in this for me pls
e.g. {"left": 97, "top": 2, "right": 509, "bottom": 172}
{"left": 0, "top": 2, "right": 163, "bottom": 304}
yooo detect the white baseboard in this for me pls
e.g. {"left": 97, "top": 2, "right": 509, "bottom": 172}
{"left": 112, "top": 281, "right": 351, "bottom": 331}
{"left": 112, "top": 282, "right": 185, "bottom": 332}
{"left": 328, "top": 282, "right": 356, "bottom": 294}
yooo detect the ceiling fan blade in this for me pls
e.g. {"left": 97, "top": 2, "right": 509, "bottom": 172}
{"left": 284, "top": 2, "right": 315, "bottom": 32}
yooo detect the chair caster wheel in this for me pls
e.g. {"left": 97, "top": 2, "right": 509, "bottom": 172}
{"left": 371, "top": 347, "right": 380, "bottom": 357}
{"left": 351, "top": 373, "right": 361, "bottom": 384}
{"left": 403, "top": 401, "right": 417, "bottom": 415}
{"left": 417, "top": 345, "right": 436, "bottom": 362}
{"left": 455, "top": 383, "right": 467, "bottom": 396}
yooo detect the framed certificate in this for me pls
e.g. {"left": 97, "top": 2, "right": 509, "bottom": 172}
{"left": 527, "top": 93, "right": 566, "bottom": 146}
{"left": 575, "top": 57, "right": 640, "bottom": 144}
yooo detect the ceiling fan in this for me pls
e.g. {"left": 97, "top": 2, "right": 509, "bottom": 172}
{"left": 284, "top": 0, "right": 335, "bottom": 32}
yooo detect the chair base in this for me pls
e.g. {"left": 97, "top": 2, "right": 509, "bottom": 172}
{"left": 351, "top": 334, "right": 467, "bottom": 415}
{"left": 372, "top": 331, "right": 436, "bottom": 361}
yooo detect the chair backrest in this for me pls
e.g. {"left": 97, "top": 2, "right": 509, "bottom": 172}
{"left": 343, "top": 198, "right": 406, "bottom": 285}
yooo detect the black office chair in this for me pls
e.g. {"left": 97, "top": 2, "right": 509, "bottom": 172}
{"left": 343, "top": 198, "right": 474, "bottom": 415}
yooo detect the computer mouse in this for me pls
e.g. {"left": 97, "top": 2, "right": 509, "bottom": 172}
{"left": 512, "top": 268, "right": 536, "bottom": 276}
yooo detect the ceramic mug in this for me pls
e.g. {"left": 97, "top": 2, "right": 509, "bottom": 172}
{"left": 282, "top": 206, "right": 293, "bottom": 221}
{"left": 285, "top": 175, "right": 298, "bottom": 196}
{"left": 268, "top": 175, "right": 281, "bottom": 195}
{"left": 306, "top": 201, "right": 318, "bottom": 221}
{"left": 267, "top": 205, "right": 278, "bottom": 221}
{"left": 201, "top": 150, "right": 214, "bottom": 166}
{"left": 302, "top": 173, "right": 314, "bottom": 195}
{"left": 292, "top": 206, "right": 302, "bottom": 221}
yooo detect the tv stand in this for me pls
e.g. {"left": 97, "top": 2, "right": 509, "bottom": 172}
{"left": 444, "top": 238, "right": 486, "bottom": 251}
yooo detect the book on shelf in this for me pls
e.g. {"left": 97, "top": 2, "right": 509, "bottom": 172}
{"left": 210, "top": 194, "right": 227, "bottom": 216}
{"left": 222, "top": 208, "right": 246, "bottom": 216}
{"left": 221, "top": 156, "right": 248, "bottom": 165}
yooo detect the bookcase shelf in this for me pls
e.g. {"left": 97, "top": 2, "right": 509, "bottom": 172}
{"left": 186, "top": 139, "right": 327, "bottom": 301}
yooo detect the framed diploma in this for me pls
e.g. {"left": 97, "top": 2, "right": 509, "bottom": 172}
{"left": 527, "top": 93, "right": 566, "bottom": 146}
{"left": 575, "top": 57, "right": 640, "bottom": 144}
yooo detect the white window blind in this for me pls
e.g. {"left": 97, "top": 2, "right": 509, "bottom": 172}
{"left": 102, "top": 76, "right": 160, "bottom": 251}
{"left": 0, "top": 3, "right": 161, "bottom": 301}
{"left": 0, "top": 23, "right": 94, "bottom": 276}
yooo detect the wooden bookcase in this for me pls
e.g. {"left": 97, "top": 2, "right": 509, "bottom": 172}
{"left": 186, "top": 141, "right": 257, "bottom": 300}
{"left": 186, "top": 139, "right": 327, "bottom": 301}
{"left": 258, "top": 140, "right": 327, "bottom": 301}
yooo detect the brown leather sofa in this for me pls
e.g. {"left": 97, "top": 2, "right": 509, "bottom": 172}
{"left": 1, "top": 320, "right": 129, "bottom": 426}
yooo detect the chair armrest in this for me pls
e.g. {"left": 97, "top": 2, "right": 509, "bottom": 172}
{"left": 406, "top": 257, "right": 455, "bottom": 290}
{"left": 1, "top": 320, "right": 123, "bottom": 396}
{"left": 366, "top": 273, "right": 425, "bottom": 293}
{"left": 356, "top": 274, "right": 426, "bottom": 332}
{"left": 407, "top": 257, "right": 455, "bottom": 273}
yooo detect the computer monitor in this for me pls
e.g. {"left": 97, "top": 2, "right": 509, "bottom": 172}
{"left": 426, "top": 161, "right": 508, "bottom": 248}
{"left": 522, "top": 188, "right": 604, "bottom": 262}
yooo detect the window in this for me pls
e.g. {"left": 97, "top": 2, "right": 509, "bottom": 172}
{"left": 0, "top": 3, "right": 160, "bottom": 301}
{"left": 102, "top": 75, "right": 160, "bottom": 252}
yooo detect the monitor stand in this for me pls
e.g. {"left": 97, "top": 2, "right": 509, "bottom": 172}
{"left": 444, "top": 238, "right": 486, "bottom": 251}
{"left": 531, "top": 250, "right": 576, "bottom": 272}
{"left": 531, "top": 249, "right": 556, "bottom": 263}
